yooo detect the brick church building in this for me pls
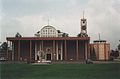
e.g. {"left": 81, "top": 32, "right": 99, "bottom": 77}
{"left": 6, "top": 17, "right": 90, "bottom": 62}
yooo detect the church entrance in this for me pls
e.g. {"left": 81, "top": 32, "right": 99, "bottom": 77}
{"left": 46, "top": 54, "right": 51, "bottom": 60}
{"left": 58, "top": 54, "right": 61, "bottom": 60}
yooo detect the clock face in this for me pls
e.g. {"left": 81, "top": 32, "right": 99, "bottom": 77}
{"left": 82, "top": 21, "right": 86, "bottom": 26}
{"left": 83, "top": 21, "right": 85, "bottom": 23}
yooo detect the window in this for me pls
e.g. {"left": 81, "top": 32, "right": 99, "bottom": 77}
{"left": 39, "top": 26, "right": 58, "bottom": 37}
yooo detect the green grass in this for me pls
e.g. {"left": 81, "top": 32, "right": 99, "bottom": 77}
{"left": 1, "top": 63, "right": 120, "bottom": 79}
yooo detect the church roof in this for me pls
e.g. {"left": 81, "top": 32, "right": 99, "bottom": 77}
{"left": 41, "top": 25, "right": 56, "bottom": 31}
{"left": 7, "top": 37, "right": 90, "bottom": 41}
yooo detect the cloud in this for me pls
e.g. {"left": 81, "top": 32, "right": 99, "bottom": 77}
{"left": 86, "top": 0, "right": 120, "bottom": 49}
{"left": 1, "top": 0, "right": 73, "bottom": 17}
{"left": 1, "top": 16, "right": 23, "bottom": 41}
{"left": 12, "top": 14, "right": 80, "bottom": 37}
{"left": 1, "top": 0, "right": 120, "bottom": 49}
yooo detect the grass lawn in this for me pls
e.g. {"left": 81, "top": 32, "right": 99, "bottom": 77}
{"left": 1, "top": 63, "right": 120, "bottom": 79}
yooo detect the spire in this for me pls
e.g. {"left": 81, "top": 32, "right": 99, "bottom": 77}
{"left": 83, "top": 11, "right": 84, "bottom": 19}
{"left": 48, "top": 18, "right": 49, "bottom": 25}
{"left": 99, "top": 33, "right": 101, "bottom": 41}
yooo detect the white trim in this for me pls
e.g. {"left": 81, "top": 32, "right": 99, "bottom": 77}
{"left": 12, "top": 42, "right": 14, "bottom": 60}
{"left": 56, "top": 42, "right": 58, "bottom": 60}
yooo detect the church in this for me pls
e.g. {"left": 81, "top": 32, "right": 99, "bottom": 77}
{"left": 6, "top": 17, "right": 90, "bottom": 62}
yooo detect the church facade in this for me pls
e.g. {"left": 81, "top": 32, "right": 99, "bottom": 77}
{"left": 6, "top": 17, "right": 90, "bottom": 62}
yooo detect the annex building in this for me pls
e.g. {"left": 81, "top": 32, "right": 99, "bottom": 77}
{"left": 6, "top": 17, "right": 90, "bottom": 62}
{"left": 90, "top": 40, "right": 110, "bottom": 60}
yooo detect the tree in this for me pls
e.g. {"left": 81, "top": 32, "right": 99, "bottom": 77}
{"left": 110, "top": 50, "right": 119, "bottom": 59}
{"left": 57, "top": 30, "right": 61, "bottom": 33}
{"left": 90, "top": 47, "right": 96, "bottom": 61}
{"left": 15, "top": 32, "right": 22, "bottom": 37}
{"left": 0, "top": 42, "right": 8, "bottom": 52}
{"left": 77, "top": 34, "right": 81, "bottom": 37}
{"left": 118, "top": 40, "right": 120, "bottom": 50}
{"left": 62, "top": 33, "right": 69, "bottom": 37}
{"left": 35, "top": 31, "right": 40, "bottom": 37}
{"left": 0, "top": 42, "right": 8, "bottom": 59}
{"left": 77, "top": 33, "right": 88, "bottom": 37}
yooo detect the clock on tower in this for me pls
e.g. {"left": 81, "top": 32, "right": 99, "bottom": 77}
{"left": 79, "top": 12, "right": 88, "bottom": 37}
{"left": 81, "top": 18, "right": 87, "bottom": 34}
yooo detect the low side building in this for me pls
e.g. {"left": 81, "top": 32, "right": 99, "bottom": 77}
{"left": 90, "top": 40, "right": 110, "bottom": 60}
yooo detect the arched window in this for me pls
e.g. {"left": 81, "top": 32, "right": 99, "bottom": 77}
{"left": 39, "top": 25, "right": 58, "bottom": 37}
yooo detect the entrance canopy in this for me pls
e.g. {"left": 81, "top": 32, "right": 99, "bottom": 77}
{"left": 6, "top": 37, "right": 90, "bottom": 62}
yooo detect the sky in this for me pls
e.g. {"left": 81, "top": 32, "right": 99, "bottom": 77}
{"left": 0, "top": 0, "right": 120, "bottom": 49}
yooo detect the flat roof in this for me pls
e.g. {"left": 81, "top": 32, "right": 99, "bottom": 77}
{"left": 7, "top": 37, "right": 90, "bottom": 41}
{"left": 93, "top": 40, "right": 106, "bottom": 42}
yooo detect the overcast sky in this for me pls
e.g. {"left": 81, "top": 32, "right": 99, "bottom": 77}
{"left": 0, "top": 0, "right": 120, "bottom": 49}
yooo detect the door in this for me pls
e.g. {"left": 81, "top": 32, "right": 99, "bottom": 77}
{"left": 58, "top": 54, "right": 61, "bottom": 60}
{"left": 46, "top": 54, "right": 51, "bottom": 60}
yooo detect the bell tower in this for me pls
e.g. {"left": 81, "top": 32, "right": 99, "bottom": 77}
{"left": 80, "top": 12, "right": 88, "bottom": 37}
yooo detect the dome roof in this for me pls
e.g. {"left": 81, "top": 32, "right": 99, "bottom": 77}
{"left": 39, "top": 25, "right": 58, "bottom": 37}
{"left": 41, "top": 25, "right": 56, "bottom": 31}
